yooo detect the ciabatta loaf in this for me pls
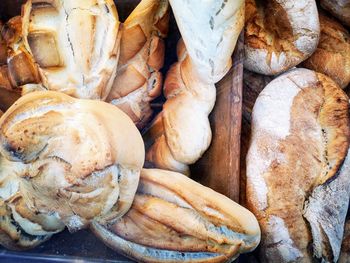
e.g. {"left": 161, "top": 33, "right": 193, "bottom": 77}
{"left": 247, "top": 68, "right": 350, "bottom": 262}
{"left": 244, "top": 0, "right": 320, "bottom": 75}
{"left": 145, "top": 0, "right": 244, "bottom": 174}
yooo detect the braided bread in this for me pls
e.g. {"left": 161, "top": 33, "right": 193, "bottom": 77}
{"left": 107, "top": 0, "right": 169, "bottom": 129}
{"left": 145, "top": 0, "right": 244, "bottom": 175}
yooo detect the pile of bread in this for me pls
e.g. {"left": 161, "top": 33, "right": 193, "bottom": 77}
{"left": 0, "top": 0, "right": 350, "bottom": 262}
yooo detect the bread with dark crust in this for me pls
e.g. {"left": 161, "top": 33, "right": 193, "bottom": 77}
{"left": 321, "top": 0, "right": 350, "bottom": 27}
{"left": 302, "top": 12, "right": 350, "bottom": 89}
{"left": 246, "top": 68, "right": 350, "bottom": 262}
{"left": 244, "top": 0, "right": 320, "bottom": 75}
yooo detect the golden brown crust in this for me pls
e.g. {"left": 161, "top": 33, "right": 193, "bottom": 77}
{"left": 302, "top": 13, "right": 350, "bottom": 89}
{"left": 247, "top": 68, "right": 350, "bottom": 262}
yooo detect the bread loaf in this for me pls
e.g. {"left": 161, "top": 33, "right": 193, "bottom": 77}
{"left": 20, "top": 0, "right": 121, "bottom": 99}
{"left": 107, "top": 0, "right": 169, "bottom": 129}
{"left": 91, "top": 168, "right": 260, "bottom": 263}
{"left": 244, "top": 0, "right": 320, "bottom": 75}
{"left": 0, "top": 91, "right": 144, "bottom": 232}
{"left": 339, "top": 218, "right": 350, "bottom": 263}
{"left": 302, "top": 12, "right": 350, "bottom": 89}
{"left": 145, "top": 0, "right": 244, "bottom": 175}
{"left": 321, "top": 0, "right": 350, "bottom": 27}
{"left": 246, "top": 68, "right": 350, "bottom": 262}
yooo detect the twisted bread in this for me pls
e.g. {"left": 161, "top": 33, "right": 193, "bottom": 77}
{"left": 145, "top": 0, "right": 244, "bottom": 175}
{"left": 92, "top": 168, "right": 260, "bottom": 263}
{"left": 0, "top": 91, "right": 144, "bottom": 233}
{"left": 107, "top": 0, "right": 169, "bottom": 129}
{"left": 244, "top": 0, "right": 320, "bottom": 75}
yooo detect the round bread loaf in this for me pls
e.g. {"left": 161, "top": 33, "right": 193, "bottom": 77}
{"left": 92, "top": 168, "right": 261, "bottom": 263}
{"left": 302, "top": 13, "right": 350, "bottom": 89}
{"left": 244, "top": 0, "right": 320, "bottom": 75}
{"left": 0, "top": 91, "right": 145, "bottom": 232}
{"left": 246, "top": 68, "right": 350, "bottom": 262}
{"left": 321, "top": 0, "right": 350, "bottom": 27}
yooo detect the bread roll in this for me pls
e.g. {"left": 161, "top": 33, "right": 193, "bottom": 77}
{"left": 321, "top": 0, "right": 350, "bottom": 27}
{"left": 91, "top": 168, "right": 260, "bottom": 263}
{"left": 302, "top": 13, "right": 350, "bottom": 89}
{"left": 246, "top": 68, "right": 350, "bottom": 262}
{"left": 0, "top": 91, "right": 144, "bottom": 232}
{"left": 20, "top": 0, "right": 121, "bottom": 99}
{"left": 107, "top": 0, "right": 169, "bottom": 129}
{"left": 145, "top": 0, "right": 244, "bottom": 175}
{"left": 244, "top": 0, "right": 320, "bottom": 75}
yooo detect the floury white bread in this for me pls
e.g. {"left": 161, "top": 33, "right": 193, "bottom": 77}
{"left": 92, "top": 168, "right": 261, "bottom": 263}
{"left": 246, "top": 68, "right": 350, "bottom": 262}
{"left": 244, "top": 0, "right": 320, "bottom": 75}
{"left": 145, "top": 0, "right": 245, "bottom": 175}
{"left": 0, "top": 91, "right": 144, "bottom": 251}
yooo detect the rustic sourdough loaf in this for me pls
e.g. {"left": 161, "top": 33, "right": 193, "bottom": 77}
{"left": 92, "top": 168, "right": 261, "bottom": 263}
{"left": 244, "top": 0, "right": 320, "bottom": 75}
{"left": 0, "top": 91, "right": 144, "bottom": 234}
{"left": 302, "top": 12, "right": 350, "bottom": 89}
{"left": 246, "top": 68, "right": 350, "bottom": 262}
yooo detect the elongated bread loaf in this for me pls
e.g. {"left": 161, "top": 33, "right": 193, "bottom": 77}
{"left": 107, "top": 0, "right": 169, "bottom": 129}
{"left": 244, "top": 0, "right": 320, "bottom": 75}
{"left": 91, "top": 168, "right": 260, "bottom": 263}
{"left": 145, "top": 0, "right": 244, "bottom": 175}
{"left": 302, "top": 12, "right": 350, "bottom": 89}
{"left": 246, "top": 68, "right": 350, "bottom": 262}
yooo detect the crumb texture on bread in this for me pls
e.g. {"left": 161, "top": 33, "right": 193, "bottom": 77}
{"left": 247, "top": 68, "right": 350, "bottom": 262}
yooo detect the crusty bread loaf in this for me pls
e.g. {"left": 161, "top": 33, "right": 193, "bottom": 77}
{"left": 20, "top": 0, "right": 121, "bottom": 99}
{"left": 244, "top": 0, "right": 320, "bottom": 75}
{"left": 0, "top": 91, "right": 145, "bottom": 232}
{"left": 302, "top": 12, "right": 350, "bottom": 89}
{"left": 246, "top": 68, "right": 350, "bottom": 262}
{"left": 91, "top": 168, "right": 260, "bottom": 263}
{"left": 145, "top": 0, "right": 244, "bottom": 175}
{"left": 321, "top": 0, "right": 350, "bottom": 27}
{"left": 339, "top": 218, "right": 350, "bottom": 263}
{"left": 107, "top": 0, "right": 169, "bottom": 129}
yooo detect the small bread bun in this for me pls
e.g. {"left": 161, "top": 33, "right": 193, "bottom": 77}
{"left": 244, "top": 0, "right": 320, "bottom": 75}
{"left": 302, "top": 12, "right": 350, "bottom": 89}
{"left": 321, "top": 0, "right": 350, "bottom": 27}
{"left": 0, "top": 91, "right": 144, "bottom": 232}
{"left": 247, "top": 68, "right": 350, "bottom": 262}
{"left": 91, "top": 168, "right": 260, "bottom": 263}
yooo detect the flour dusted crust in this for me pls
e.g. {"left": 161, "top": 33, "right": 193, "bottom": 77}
{"left": 321, "top": 0, "right": 350, "bottom": 27}
{"left": 20, "top": 0, "right": 120, "bottom": 99}
{"left": 107, "top": 0, "right": 169, "bottom": 129}
{"left": 244, "top": 0, "right": 320, "bottom": 75}
{"left": 145, "top": 0, "right": 244, "bottom": 174}
{"left": 91, "top": 168, "right": 260, "bottom": 263}
{"left": 303, "top": 13, "right": 350, "bottom": 89}
{"left": 246, "top": 68, "right": 350, "bottom": 262}
{"left": 0, "top": 91, "right": 144, "bottom": 233}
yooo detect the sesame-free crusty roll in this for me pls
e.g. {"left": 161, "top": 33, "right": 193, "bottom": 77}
{"left": 92, "top": 168, "right": 260, "bottom": 263}
{"left": 246, "top": 68, "right": 350, "bottom": 262}
{"left": 0, "top": 91, "right": 144, "bottom": 233}
{"left": 244, "top": 0, "right": 320, "bottom": 75}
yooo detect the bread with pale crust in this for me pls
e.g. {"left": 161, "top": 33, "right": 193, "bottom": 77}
{"left": 246, "top": 68, "right": 350, "bottom": 262}
{"left": 0, "top": 91, "right": 145, "bottom": 233}
{"left": 107, "top": 0, "right": 169, "bottom": 129}
{"left": 91, "top": 168, "right": 260, "bottom": 263}
{"left": 244, "top": 0, "right": 320, "bottom": 75}
{"left": 302, "top": 12, "right": 350, "bottom": 89}
{"left": 145, "top": 0, "right": 244, "bottom": 175}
